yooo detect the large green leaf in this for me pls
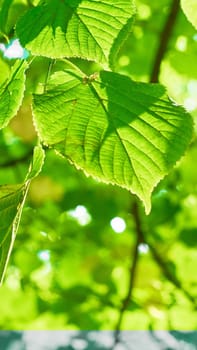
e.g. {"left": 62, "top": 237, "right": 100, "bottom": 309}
{"left": 0, "top": 145, "right": 45, "bottom": 284}
{"left": 16, "top": 0, "right": 135, "bottom": 67}
{"left": 181, "top": 0, "right": 197, "bottom": 29}
{"left": 32, "top": 69, "right": 193, "bottom": 213}
{"left": 0, "top": 60, "right": 28, "bottom": 129}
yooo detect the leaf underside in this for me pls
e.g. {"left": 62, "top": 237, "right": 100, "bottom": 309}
{"left": 33, "top": 69, "right": 193, "bottom": 213}
{"left": 16, "top": 0, "right": 135, "bottom": 67}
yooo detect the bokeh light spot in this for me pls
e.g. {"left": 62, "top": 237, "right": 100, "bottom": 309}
{"left": 110, "top": 217, "right": 126, "bottom": 233}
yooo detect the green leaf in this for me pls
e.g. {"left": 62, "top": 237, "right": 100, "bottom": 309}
{"left": 0, "top": 56, "right": 10, "bottom": 84}
{"left": 0, "top": 184, "right": 27, "bottom": 284}
{"left": 0, "top": 60, "right": 28, "bottom": 129}
{"left": 32, "top": 70, "right": 193, "bottom": 214}
{"left": 16, "top": 0, "right": 135, "bottom": 67}
{"left": 0, "top": 145, "right": 45, "bottom": 284}
{"left": 0, "top": 0, "right": 13, "bottom": 34}
{"left": 26, "top": 144, "right": 45, "bottom": 181}
{"left": 181, "top": 0, "right": 197, "bottom": 29}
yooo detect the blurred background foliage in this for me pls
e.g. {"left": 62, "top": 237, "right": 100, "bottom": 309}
{"left": 0, "top": 0, "right": 197, "bottom": 331}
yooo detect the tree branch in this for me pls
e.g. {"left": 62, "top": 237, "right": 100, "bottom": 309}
{"left": 133, "top": 201, "right": 196, "bottom": 307}
{"left": 0, "top": 149, "right": 33, "bottom": 168}
{"left": 148, "top": 0, "right": 197, "bottom": 307}
{"left": 113, "top": 194, "right": 196, "bottom": 348}
{"left": 150, "top": 0, "right": 180, "bottom": 83}
{"left": 113, "top": 1, "right": 187, "bottom": 345}
{"left": 113, "top": 201, "right": 143, "bottom": 345}
{"left": 145, "top": 237, "right": 197, "bottom": 306}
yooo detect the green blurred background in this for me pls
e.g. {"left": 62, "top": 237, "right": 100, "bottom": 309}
{"left": 0, "top": 0, "right": 197, "bottom": 330}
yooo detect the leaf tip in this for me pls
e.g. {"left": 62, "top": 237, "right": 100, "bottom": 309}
{"left": 141, "top": 196, "right": 152, "bottom": 215}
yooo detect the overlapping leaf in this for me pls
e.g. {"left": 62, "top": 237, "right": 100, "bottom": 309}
{"left": 0, "top": 0, "right": 13, "bottom": 34}
{"left": 16, "top": 0, "right": 135, "bottom": 67}
{"left": 181, "top": 0, "right": 197, "bottom": 29}
{"left": 0, "top": 60, "right": 28, "bottom": 129}
{"left": 0, "top": 184, "right": 27, "bottom": 284}
{"left": 26, "top": 144, "right": 45, "bottom": 181}
{"left": 33, "top": 69, "right": 193, "bottom": 213}
{"left": 0, "top": 145, "right": 45, "bottom": 284}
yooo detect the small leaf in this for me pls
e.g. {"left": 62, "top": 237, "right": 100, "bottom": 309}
{"left": 16, "top": 0, "right": 135, "bottom": 67}
{"left": 181, "top": 0, "right": 197, "bottom": 29}
{"left": 33, "top": 70, "right": 193, "bottom": 214}
{"left": 0, "top": 60, "right": 28, "bottom": 129}
{"left": 0, "top": 145, "right": 45, "bottom": 284}
{"left": 0, "top": 184, "right": 27, "bottom": 284}
{"left": 26, "top": 144, "right": 45, "bottom": 181}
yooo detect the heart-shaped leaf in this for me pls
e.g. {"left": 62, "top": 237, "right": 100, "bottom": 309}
{"left": 33, "top": 69, "right": 193, "bottom": 213}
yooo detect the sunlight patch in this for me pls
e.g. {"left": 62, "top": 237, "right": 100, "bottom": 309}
{"left": 175, "top": 36, "right": 187, "bottom": 52}
{"left": 68, "top": 205, "right": 91, "bottom": 226}
{"left": 138, "top": 243, "right": 149, "bottom": 254}
{"left": 110, "top": 217, "right": 126, "bottom": 233}
{"left": 37, "top": 250, "right": 51, "bottom": 262}
{"left": 0, "top": 39, "right": 29, "bottom": 59}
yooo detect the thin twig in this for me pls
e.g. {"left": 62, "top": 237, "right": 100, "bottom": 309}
{"left": 113, "top": 0, "right": 189, "bottom": 345}
{"left": 113, "top": 201, "right": 143, "bottom": 345}
{"left": 133, "top": 201, "right": 196, "bottom": 306}
{"left": 0, "top": 149, "right": 33, "bottom": 168}
{"left": 146, "top": 238, "right": 197, "bottom": 306}
{"left": 150, "top": 0, "right": 180, "bottom": 83}
{"left": 148, "top": 0, "right": 196, "bottom": 307}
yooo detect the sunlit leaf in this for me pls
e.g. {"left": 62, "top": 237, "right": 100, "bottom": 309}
{"left": 26, "top": 145, "right": 45, "bottom": 181}
{"left": 0, "top": 60, "right": 28, "bottom": 129}
{"left": 33, "top": 69, "right": 193, "bottom": 213}
{"left": 0, "top": 145, "right": 45, "bottom": 284}
{"left": 16, "top": 0, "right": 135, "bottom": 67}
{"left": 0, "top": 184, "right": 27, "bottom": 284}
{"left": 181, "top": 0, "right": 197, "bottom": 29}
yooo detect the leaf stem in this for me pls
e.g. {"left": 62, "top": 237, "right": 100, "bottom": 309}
{"left": 60, "top": 58, "right": 85, "bottom": 75}
{"left": 43, "top": 59, "right": 55, "bottom": 93}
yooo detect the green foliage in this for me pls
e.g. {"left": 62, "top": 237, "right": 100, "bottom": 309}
{"left": 33, "top": 68, "right": 192, "bottom": 213}
{"left": 0, "top": 60, "right": 28, "bottom": 129}
{"left": 0, "top": 184, "right": 26, "bottom": 283}
{"left": 0, "top": 145, "right": 44, "bottom": 284}
{"left": 181, "top": 0, "right": 197, "bottom": 29}
{"left": 16, "top": 0, "right": 135, "bottom": 68}
{"left": 0, "top": 0, "right": 13, "bottom": 34}
{"left": 0, "top": 0, "right": 196, "bottom": 331}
